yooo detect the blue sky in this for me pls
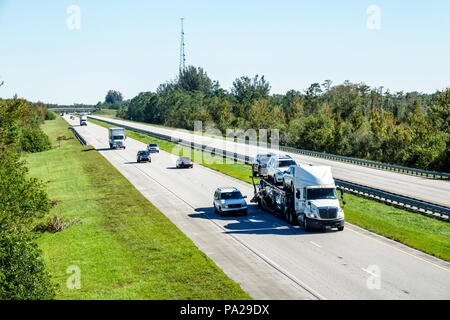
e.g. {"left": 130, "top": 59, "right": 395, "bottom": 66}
{"left": 0, "top": 0, "right": 449, "bottom": 104}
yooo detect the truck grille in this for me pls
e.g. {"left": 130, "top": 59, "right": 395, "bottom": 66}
{"left": 319, "top": 207, "right": 338, "bottom": 219}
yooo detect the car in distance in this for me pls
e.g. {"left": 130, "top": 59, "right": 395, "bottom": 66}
{"left": 137, "top": 150, "right": 151, "bottom": 163}
{"left": 147, "top": 143, "right": 160, "bottom": 153}
{"left": 252, "top": 153, "right": 275, "bottom": 177}
{"left": 267, "top": 155, "right": 297, "bottom": 184}
{"left": 176, "top": 156, "right": 193, "bottom": 168}
{"left": 213, "top": 187, "right": 248, "bottom": 216}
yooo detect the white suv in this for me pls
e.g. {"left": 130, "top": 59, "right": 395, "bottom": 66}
{"left": 213, "top": 187, "right": 248, "bottom": 216}
{"left": 147, "top": 143, "right": 160, "bottom": 153}
{"left": 267, "top": 155, "right": 297, "bottom": 184}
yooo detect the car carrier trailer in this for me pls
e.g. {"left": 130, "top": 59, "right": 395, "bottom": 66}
{"left": 250, "top": 165, "right": 345, "bottom": 232}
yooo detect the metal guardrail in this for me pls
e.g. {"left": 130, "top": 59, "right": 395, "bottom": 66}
{"left": 69, "top": 127, "right": 87, "bottom": 146}
{"left": 279, "top": 146, "right": 450, "bottom": 180}
{"left": 335, "top": 179, "right": 449, "bottom": 220}
{"left": 88, "top": 116, "right": 450, "bottom": 220}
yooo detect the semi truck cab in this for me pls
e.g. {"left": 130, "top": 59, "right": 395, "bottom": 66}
{"left": 80, "top": 115, "right": 87, "bottom": 126}
{"left": 292, "top": 166, "right": 345, "bottom": 231}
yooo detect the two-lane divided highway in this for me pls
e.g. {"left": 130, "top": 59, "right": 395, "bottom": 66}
{"left": 65, "top": 116, "right": 450, "bottom": 300}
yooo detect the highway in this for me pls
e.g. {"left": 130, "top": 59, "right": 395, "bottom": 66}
{"left": 65, "top": 116, "right": 450, "bottom": 300}
{"left": 89, "top": 115, "right": 450, "bottom": 207}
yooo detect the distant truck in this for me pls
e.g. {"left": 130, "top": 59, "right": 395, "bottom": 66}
{"left": 109, "top": 127, "right": 126, "bottom": 149}
{"left": 251, "top": 165, "right": 345, "bottom": 231}
{"left": 80, "top": 115, "right": 87, "bottom": 126}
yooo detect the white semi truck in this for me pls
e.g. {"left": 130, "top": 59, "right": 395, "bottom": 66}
{"left": 80, "top": 115, "right": 87, "bottom": 126}
{"left": 109, "top": 127, "right": 126, "bottom": 149}
{"left": 251, "top": 165, "right": 345, "bottom": 231}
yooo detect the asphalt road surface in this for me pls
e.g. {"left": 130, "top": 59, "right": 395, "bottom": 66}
{"left": 65, "top": 116, "right": 450, "bottom": 300}
{"left": 89, "top": 115, "right": 450, "bottom": 207}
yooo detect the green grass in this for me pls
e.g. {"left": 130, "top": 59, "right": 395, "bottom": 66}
{"left": 89, "top": 117, "right": 450, "bottom": 262}
{"left": 23, "top": 117, "right": 251, "bottom": 300}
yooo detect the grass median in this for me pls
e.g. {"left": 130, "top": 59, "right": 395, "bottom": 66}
{"left": 24, "top": 117, "right": 251, "bottom": 299}
{"left": 88, "top": 117, "right": 450, "bottom": 262}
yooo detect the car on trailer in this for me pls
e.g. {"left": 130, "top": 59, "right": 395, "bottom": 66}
{"left": 266, "top": 155, "right": 297, "bottom": 184}
{"left": 251, "top": 153, "right": 275, "bottom": 177}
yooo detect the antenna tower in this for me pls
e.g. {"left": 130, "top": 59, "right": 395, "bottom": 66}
{"left": 179, "top": 18, "right": 186, "bottom": 74}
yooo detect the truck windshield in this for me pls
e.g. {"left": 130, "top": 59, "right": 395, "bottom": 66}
{"left": 307, "top": 188, "right": 337, "bottom": 200}
{"left": 113, "top": 136, "right": 124, "bottom": 140}
{"left": 220, "top": 192, "right": 243, "bottom": 200}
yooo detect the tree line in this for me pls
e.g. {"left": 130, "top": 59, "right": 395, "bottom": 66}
{"left": 0, "top": 98, "right": 55, "bottom": 299}
{"left": 95, "top": 67, "right": 449, "bottom": 172}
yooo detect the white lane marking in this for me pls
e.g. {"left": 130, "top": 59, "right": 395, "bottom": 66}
{"left": 310, "top": 241, "right": 322, "bottom": 248}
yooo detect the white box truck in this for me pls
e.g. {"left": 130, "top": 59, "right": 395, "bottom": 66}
{"left": 80, "top": 115, "right": 87, "bottom": 126}
{"left": 109, "top": 128, "right": 126, "bottom": 149}
{"left": 251, "top": 165, "right": 345, "bottom": 231}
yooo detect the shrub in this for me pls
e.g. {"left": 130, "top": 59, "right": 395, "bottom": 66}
{"left": 19, "top": 126, "right": 52, "bottom": 153}
{"left": 45, "top": 110, "right": 56, "bottom": 120}
{"left": 0, "top": 231, "right": 55, "bottom": 300}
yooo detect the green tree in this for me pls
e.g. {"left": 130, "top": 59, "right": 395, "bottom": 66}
{"left": 178, "top": 66, "right": 219, "bottom": 95}
{"left": 0, "top": 98, "right": 55, "bottom": 300}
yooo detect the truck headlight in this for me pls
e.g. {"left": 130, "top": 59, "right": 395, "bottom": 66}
{"left": 338, "top": 208, "right": 345, "bottom": 218}
{"left": 307, "top": 208, "right": 318, "bottom": 219}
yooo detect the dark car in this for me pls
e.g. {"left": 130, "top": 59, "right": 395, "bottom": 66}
{"left": 176, "top": 156, "right": 193, "bottom": 168}
{"left": 137, "top": 150, "right": 151, "bottom": 163}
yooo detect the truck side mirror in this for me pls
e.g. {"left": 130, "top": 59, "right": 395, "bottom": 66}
{"left": 307, "top": 201, "right": 311, "bottom": 206}
{"left": 296, "top": 190, "right": 300, "bottom": 199}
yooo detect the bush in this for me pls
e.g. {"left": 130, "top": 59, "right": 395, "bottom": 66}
{"left": 45, "top": 110, "right": 56, "bottom": 120}
{"left": 0, "top": 231, "right": 55, "bottom": 300}
{"left": 19, "top": 126, "right": 52, "bottom": 153}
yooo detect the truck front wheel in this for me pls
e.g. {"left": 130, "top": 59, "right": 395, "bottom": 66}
{"left": 338, "top": 226, "right": 344, "bottom": 231}
{"left": 303, "top": 215, "right": 310, "bottom": 232}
